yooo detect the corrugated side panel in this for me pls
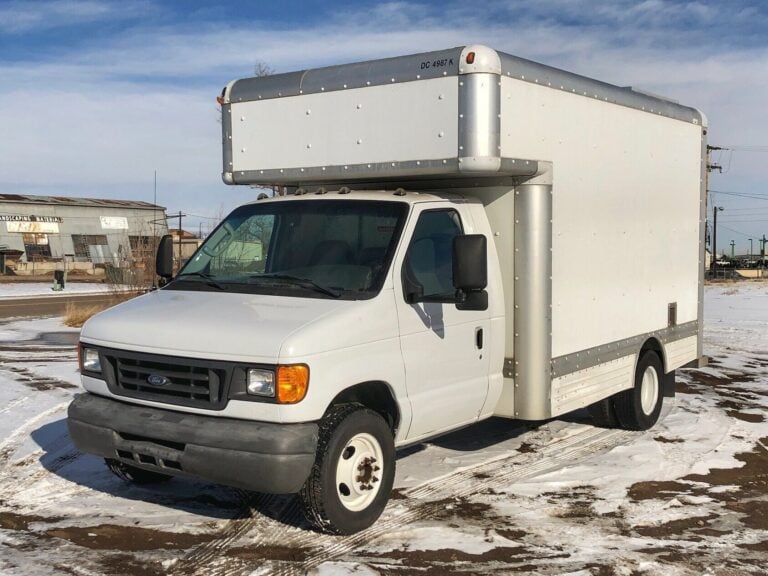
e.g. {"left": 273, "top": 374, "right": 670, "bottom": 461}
{"left": 230, "top": 77, "right": 459, "bottom": 172}
{"left": 664, "top": 335, "right": 698, "bottom": 371}
{"left": 550, "top": 355, "right": 636, "bottom": 417}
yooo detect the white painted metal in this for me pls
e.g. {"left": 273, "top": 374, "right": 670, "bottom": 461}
{"left": 640, "top": 365, "right": 659, "bottom": 415}
{"left": 230, "top": 77, "right": 459, "bottom": 172}
{"left": 335, "top": 432, "right": 384, "bottom": 512}
{"left": 500, "top": 76, "right": 701, "bottom": 365}
{"left": 392, "top": 202, "right": 491, "bottom": 440}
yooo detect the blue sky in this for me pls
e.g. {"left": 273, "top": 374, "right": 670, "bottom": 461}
{"left": 1, "top": 0, "right": 767, "bottom": 250}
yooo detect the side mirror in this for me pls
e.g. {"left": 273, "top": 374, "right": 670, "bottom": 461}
{"left": 156, "top": 234, "right": 174, "bottom": 285}
{"left": 453, "top": 235, "right": 487, "bottom": 291}
{"left": 453, "top": 235, "right": 488, "bottom": 311}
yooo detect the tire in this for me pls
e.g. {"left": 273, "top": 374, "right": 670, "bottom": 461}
{"left": 105, "top": 458, "right": 173, "bottom": 484}
{"left": 614, "top": 351, "right": 664, "bottom": 431}
{"left": 587, "top": 396, "right": 619, "bottom": 428}
{"left": 300, "top": 404, "right": 395, "bottom": 535}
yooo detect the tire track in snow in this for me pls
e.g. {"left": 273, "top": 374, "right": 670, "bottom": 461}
{"left": 177, "top": 423, "right": 637, "bottom": 576}
{"left": 0, "top": 401, "right": 69, "bottom": 463}
{"left": 0, "top": 401, "right": 83, "bottom": 503}
{"left": 170, "top": 492, "right": 306, "bottom": 576}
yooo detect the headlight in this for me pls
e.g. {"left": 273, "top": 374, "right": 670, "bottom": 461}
{"left": 82, "top": 347, "right": 101, "bottom": 373}
{"left": 247, "top": 369, "right": 275, "bottom": 397}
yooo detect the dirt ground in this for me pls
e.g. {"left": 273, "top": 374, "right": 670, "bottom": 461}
{"left": 0, "top": 291, "right": 767, "bottom": 575}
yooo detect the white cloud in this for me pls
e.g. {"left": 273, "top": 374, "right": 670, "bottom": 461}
{"left": 0, "top": 0, "right": 766, "bottom": 241}
{"left": 0, "top": 0, "right": 154, "bottom": 34}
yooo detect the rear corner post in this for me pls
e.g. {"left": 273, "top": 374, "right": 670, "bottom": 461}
{"left": 697, "top": 118, "right": 708, "bottom": 363}
{"left": 513, "top": 163, "right": 553, "bottom": 419}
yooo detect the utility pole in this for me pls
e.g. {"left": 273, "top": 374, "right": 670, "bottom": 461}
{"left": 730, "top": 240, "right": 735, "bottom": 259}
{"left": 177, "top": 211, "right": 184, "bottom": 270}
{"left": 749, "top": 238, "right": 753, "bottom": 261}
{"left": 707, "top": 145, "right": 723, "bottom": 173}
{"left": 711, "top": 206, "right": 723, "bottom": 273}
{"left": 760, "top": 234, "right": 767, "bottom": 267}
{"left": 705, "top": 144, "right": 720, "bottom": 276}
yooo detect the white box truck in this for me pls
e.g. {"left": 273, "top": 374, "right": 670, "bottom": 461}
{"left": 68, "top": 45, "right": 706, "bottom": 534}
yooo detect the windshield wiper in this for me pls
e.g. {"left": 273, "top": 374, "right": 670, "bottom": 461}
{"left": 175, "top": 272, "right": 228, "bottom": 291}
{"left": 249, "top": 274, "right": 342, "bottom": 298}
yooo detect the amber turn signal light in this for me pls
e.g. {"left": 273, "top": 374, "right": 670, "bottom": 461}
{"left": 277, "top": 364, "right": 309, "bottom": 404}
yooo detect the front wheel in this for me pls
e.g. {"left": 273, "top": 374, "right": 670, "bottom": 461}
{"left": 300, "top": 404, "right": 395, "bottom": 534}
{"left": 614, "top": 351, "right": 664, "bottom": 431}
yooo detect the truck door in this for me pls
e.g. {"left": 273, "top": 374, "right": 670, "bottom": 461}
{"left": 395, "top": 205, "right": 490, "bottom": 440}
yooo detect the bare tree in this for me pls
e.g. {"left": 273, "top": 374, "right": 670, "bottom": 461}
{"left": 254, "top": 61, "right": 274, "bottom": 77}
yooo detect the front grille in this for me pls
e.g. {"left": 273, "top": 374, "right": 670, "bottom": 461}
{"left": 101, "top": 349, "right": 232, "bottom": 409}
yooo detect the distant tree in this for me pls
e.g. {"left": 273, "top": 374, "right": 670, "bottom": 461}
{"left": 254, "top": 61, "right": 274, "bottom": 77}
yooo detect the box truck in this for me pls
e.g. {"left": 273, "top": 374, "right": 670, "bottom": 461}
{"left": 68, "top": 45, "right": 706, "bottom": 534}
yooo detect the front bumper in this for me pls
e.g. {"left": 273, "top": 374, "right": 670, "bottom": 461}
{"left": 67, "top": 393, "right": 318, "bottom": 494}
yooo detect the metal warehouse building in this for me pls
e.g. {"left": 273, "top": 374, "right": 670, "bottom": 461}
{"left": 0, "top": 194, "right": 168, "bottom": 276}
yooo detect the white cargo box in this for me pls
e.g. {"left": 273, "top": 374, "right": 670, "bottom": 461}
{"left": 221, "top": 44, "right": 703, "bottom": 189}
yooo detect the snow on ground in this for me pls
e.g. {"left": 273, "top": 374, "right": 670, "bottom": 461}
{"left": 0, "top": 283, "right": 766, "bottom": 575}
{"left": 0, "top": 282, "right": 130, "bottom": 300}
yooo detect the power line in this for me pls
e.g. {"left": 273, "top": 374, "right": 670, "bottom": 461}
{"left": 710, "top": 190, "right": 768, "bottom": 201}
{"left": 718, "top": 224, "right": 760, "bottom": 240}
{"left": 719, "top": 145, "right": 768, "bottom": 152}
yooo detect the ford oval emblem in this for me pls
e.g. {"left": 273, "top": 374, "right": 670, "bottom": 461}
{"left": 147, "top": 374, "right": 169, "bottom": 387}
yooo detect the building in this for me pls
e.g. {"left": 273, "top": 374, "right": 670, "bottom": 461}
{"left": 169, "top": 228, "right": 203, "bottom": 269}
{"left": 0, "top": 194, "right": 168, "bottom": 277}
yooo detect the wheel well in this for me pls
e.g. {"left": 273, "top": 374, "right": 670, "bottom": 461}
{"left": 640, "top": 337, "right": 667, "bottom": 373}
{"left": 328, "top": 381, "right": 401, "bottom": 433}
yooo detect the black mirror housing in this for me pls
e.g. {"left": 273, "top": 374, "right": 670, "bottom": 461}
{"left": 156, "top": 234, "right": 174, "bottom": 280}
{"left": 453, "top": 234, "right": 487, "bottom": 291}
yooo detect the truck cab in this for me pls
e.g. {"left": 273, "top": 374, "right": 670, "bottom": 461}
{"left": 70, "top": 190, "right": 503, "bottom": 534}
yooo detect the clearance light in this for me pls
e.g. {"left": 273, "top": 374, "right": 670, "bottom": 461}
{"left": 277, "top": 364, "right": 309, "bottom": 404}
{"left": 466, "top": 51, "right": 476, "bottom": 65}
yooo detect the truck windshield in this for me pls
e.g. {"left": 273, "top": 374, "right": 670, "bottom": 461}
{"left": 171, "top": 199, "right": 408, "bottom": 299}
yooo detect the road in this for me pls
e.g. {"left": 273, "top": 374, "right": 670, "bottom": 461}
{"left": 0, "top": 294, "right": 116, "bottom": 319}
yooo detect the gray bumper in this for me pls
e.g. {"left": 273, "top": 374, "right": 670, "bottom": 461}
{"left": 67, "top": 393, "right": 318, "bottom": 494}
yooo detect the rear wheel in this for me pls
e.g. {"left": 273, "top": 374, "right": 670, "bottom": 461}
{"left": 614, "top": 351, "right": 664, "bottom": 431}
{"left": 300, "top": 404, "right": 395, "bottom": 534}
{"left": 105, "top": 459, "right": 173, "bottom": 484}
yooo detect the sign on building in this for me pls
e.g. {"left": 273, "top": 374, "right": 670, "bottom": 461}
{"left": 100, "top": 216, "right": 129, "bottom": 230}
{"left": 6, "top": 221, "right": 60, "bottom": 233}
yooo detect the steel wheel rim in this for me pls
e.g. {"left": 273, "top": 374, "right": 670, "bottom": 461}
{"left": 640, "top": 365, "right": 659, "bottom": 415}
{"left": 335, "top": 432, "right": 384, "bottom": 512}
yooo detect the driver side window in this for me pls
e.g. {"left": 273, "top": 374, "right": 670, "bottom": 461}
{"left": 404, "top": 209, "right": 463, "bottom": 298}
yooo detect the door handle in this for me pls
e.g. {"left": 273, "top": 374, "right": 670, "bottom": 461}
{"left": 475, "top": 327, "right": 483, "bottom": 350}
